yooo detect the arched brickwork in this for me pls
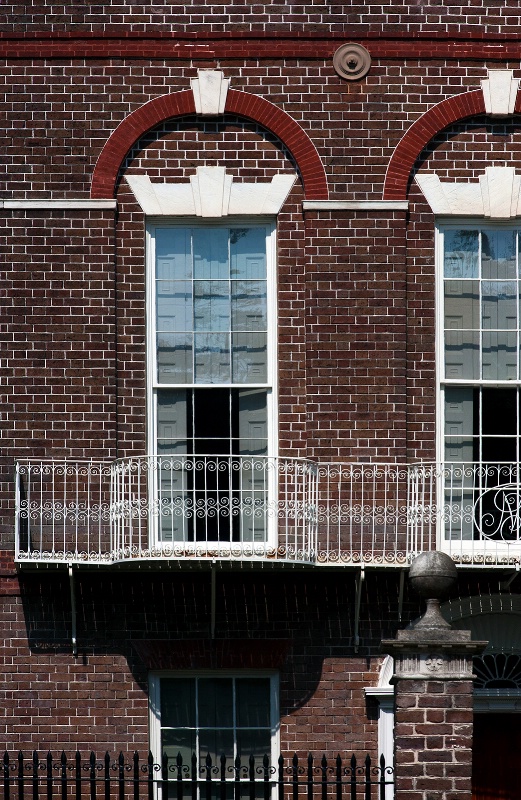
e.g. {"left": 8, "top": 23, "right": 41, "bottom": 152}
{"left": 383, "top": 89, "right": 488, "bottom": 200}
{"left": 91, "top": 87, "right": 328, "bottom": 200}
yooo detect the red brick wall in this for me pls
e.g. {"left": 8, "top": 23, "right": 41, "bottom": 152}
{"left": 0, "top": 565, "right": 409, "bottom": 754}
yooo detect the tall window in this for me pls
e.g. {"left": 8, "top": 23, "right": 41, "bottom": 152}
{"left": 148, "top": 224, "right": 275, "bottom": 545}
{"left": 439, "top": 225, "right": 521, "bottom": 541}
{"left": 149, "top": 674, "right": 279, "bottom": 778}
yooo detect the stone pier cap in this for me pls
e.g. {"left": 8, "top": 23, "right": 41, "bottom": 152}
{"left": 381, "top": 551, "right": 487, "bottom": 681}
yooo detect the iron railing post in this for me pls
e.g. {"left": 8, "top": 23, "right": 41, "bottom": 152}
{"left": 176, "top": 752, "right": 184, "bottom": 800}
{"left": 89, "top": 752, "right": 96, "bottom": 800}
{"left": 31, "top": 751, "right": 38, "bottom": 800}
{"left": 307, "top": 754, "right": 313, "bottom": 800}
{"left": 16, "top": 752, "right": 23, "bottom": 800}
{"left": 3, "top": 751, "right": 10, "bottom": 800}
{"left": 219, "top": 754, "right": 226, "bottom": 800}
{"left": 74, "top": 751, "right": 81, "bottom": 800}
{"left": 349, "top": 755, "right": 356, "bottom": 800}
{"left": 320, "top": 755, "right": 327, "bottom": 800}
{"left": 364, "top": 756, "right": 371, "bottom": 800}
{"left": 118, "top": 752, "right": 125, "bottom": 800}
{"left": 233, "top": 755, "right": 241, "bottom": 800}
{"left": 147, "top": 753, "right": 154, "bottom": 800}
{"left": 60, "top": 752, "right": 67, "bottom": 800}
{"left": 292, "top": 754, "right": 298, "bottom": 800}
{"left": 105, "top": 752, "right": 111, "bottom": 800}
{"left": 336, "top": 755, "right": 342, "bottom": 800}
{"left": 45, "top": 753, "right": 51, "bottom": 800}
{"left": 277, "top": 755, "right": 284, "bottom": 800}
{"left": 262, "top": 754, "right": 270, "bottom": 800}
{"left": 190, "top": 753, "right": 197, "bottom": 800}
{"left": 248, "top": 755, "right": 255, "bottom": 800}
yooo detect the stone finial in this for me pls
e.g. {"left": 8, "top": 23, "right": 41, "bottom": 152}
{"left": 408, "top": 551, "right": 457, "bottom": 631}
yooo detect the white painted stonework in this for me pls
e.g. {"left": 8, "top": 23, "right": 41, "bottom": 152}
{"left": 126, "top": 168, "right": 297, "bottom": 217}
{"left": 416, "top": 167, "right": 521, "bottom": 217}
{"left": 190, "top": 70, "right": 230, "bottom": 115}
{"left": 481, "top": 69, "right": 520, "bottom": 116}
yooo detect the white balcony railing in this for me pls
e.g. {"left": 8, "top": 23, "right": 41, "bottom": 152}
{"left": 14, "top": 459, "right": 521, "bottom": 567}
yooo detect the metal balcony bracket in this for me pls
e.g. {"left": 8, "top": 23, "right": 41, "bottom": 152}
{"left": 354, "top": 566, "right": 365, "bottom": 653}
{"left": 398, "top": 569, "right": 405, "bottom": 622}
{"left": 210, "top": 562, "right": 216, "bottom": 640}
{"left": 499, "top": 564, "right": 520, "bottom": 590}
{"left": 68, "top": 563, "right": 78, "bottom": 658}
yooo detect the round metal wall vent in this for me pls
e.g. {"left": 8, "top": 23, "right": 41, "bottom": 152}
{"left": 333, "top": 43, "right": 371, "bottom": 81}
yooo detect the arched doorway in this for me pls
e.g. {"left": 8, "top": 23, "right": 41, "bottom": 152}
{"left": 443, "top": 595, "right": 521, "bottom": 800}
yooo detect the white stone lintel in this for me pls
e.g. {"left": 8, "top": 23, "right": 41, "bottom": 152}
{"left": 191, "top": 70, "right": 230, "bottom": 115}
{"left": 125, "top": 168, "right": 297, "bottom": 217}
{"left": 481, "top": 69, "right": 520, "bottom": 116}
{"left": 416, "top": 167, "right": 521, "bottom": 218}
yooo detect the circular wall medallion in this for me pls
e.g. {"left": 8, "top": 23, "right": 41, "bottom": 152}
{"left": 333, "top": 43, "right": 371, "bottom": 81}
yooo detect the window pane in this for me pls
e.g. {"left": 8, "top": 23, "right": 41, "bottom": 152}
{"left": 162, "top": 729, "right": 195, "bottom": 766}
{"left": 157, "top": 281, "right": 192, "bottom": 332}
{"left": 238, "top": 390, "right": 268, "bottom": 445}
{"left": 481, "top": 389, "right": 518, "bottom": 437}
{"left": 198, "top": 730, "right": 234, "bottom": 764}
{"left": 236, "top": 730, "right": 271, "bottom": 763}
{"left": 231, "top": 281, "right": 267, "bottom": 332}
{"left": 230, "top": 228, "right": 267, "bottom": 279}
{"left": 444, "top": 387, "right": 474, "bottom": 463}
{"left": 232, "top": 333, "right": 267, "bottom": 383}
{"left": 482, "top": 437, "right": 518, "bottom": 463}
{"left": 194, "top": 281, "right": 230, "bottom": 332}
{"left": 482, "top": 332, "right": 518, "bottom": 380}
{"left": 193, "top": 229, "right": 229, "bottom": 280}
{"left": 157, "top": 390, "right": 188, "bottom": 441}
{"left": 157, "top": 334, "right": 193, "bottom": 383}
{"left": 236, "top": 679, "right": 271, "bottom": 727}
{"left": 195, "top": 333, "right": 230, "bottom": 383}
{"left": 482, "top": 281, "right": 517, "bottom": 330}
{"left": 443, "top": 230, "right": 479, "bottom": 278}
{"left": 194, "top": 389, "right": 230, "bottom": 439}
{"left": 161, "top": 679, "right": 195, "bottom": 728}
{"left": 444, "top": 280, "right": 479, "bottom": 329}
{"left": 444, "top": 330, "right": 479, "bottom": 379}
{"left": 156, "top": 229, "right": 192, "bottom": 280}
{"left": 482, "top": 229, "right": 516, "bottom": 279}
{"left": 198, "top": 679, "right": 233, "bottom": 727}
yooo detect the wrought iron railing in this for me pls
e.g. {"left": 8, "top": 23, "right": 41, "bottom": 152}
{"left": 1, "top": 751, "right": 394, "bottom": 800}
{"left": 408, "top": 462, "right": 521, "bottom": 565}
{"left": 14, "top": 458, "right": 521, "bottom": 567}
{"left": 15, "top": 457, "right": 318, "bottom": 564}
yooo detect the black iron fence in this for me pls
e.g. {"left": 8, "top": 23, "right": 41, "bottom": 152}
{"left": 2, "top": 752, "right": 394, "bottom": 800}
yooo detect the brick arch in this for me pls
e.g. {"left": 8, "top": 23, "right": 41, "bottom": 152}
{"left": 383, "top": 89, "right": 488, "bottom": 200}
{"left": 90, "top": 88, "right": 328, "bottom": 200}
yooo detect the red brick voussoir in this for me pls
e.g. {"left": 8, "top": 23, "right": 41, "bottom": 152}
{"left": 383, "top": 89, "right": 487, "bottom": 200}
{"left": 90, "top": 87, "right": 328, "bottom": 201}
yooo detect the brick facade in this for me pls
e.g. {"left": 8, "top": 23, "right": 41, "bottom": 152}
{"left": 2, "top": 5, "right": 521, "bottom": 800}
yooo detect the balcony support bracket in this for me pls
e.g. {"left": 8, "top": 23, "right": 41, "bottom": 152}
{"left": 354, "top": 566, "right": 365, "bottom": 653}
{"left": 69, "top": 562, "right": 78, "bottom": 658}
{"left": 210, "top": 563, "right": 216, "bottom": 640}
{"left": 499, "top": 564, "right": 520, "bottom": 590}
{"left": 398, "top": 569, "right": 405, "bottom": 622}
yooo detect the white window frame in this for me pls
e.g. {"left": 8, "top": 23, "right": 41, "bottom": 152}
{"left": 149, "top": 671, "right": 280, "bottom": 775}
{"left": 145, "top": 219, "right": 278, "bottom": 550}
{"left": 436, "top": 221, "right": 521, "bottom": 554}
